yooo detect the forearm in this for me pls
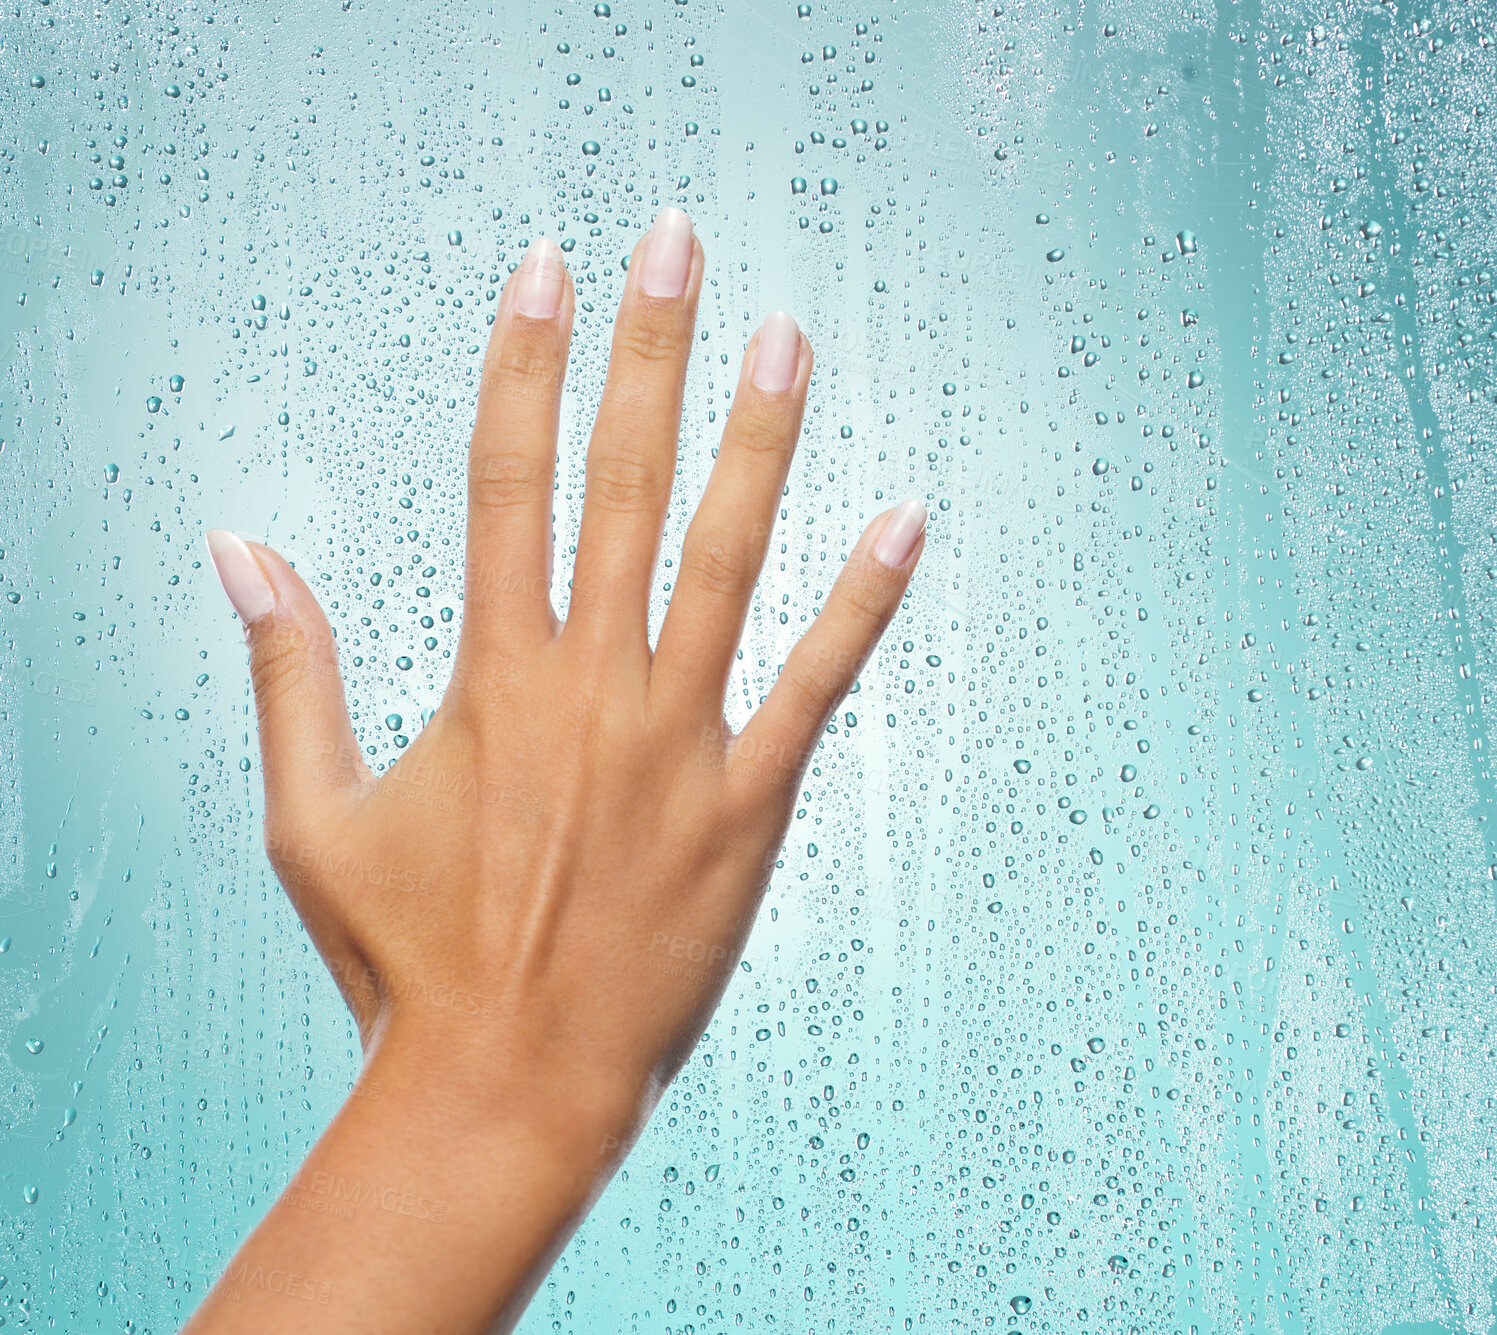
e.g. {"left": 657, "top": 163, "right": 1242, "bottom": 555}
{"left": 183, "top": 1027, "right": 638, "bottom": 1335}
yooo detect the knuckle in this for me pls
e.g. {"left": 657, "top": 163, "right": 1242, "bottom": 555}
{"left": 247, "top": 623, "right": 315, "bottom": 717}
{"left": 468, "top": 451, "right": 546, "bottom": 512}
{"left": 785, "top": 651, "right": 844, "bottom": 720}
{"left": 681, "top": 532, "right": 756, "bottom": 598}
{"left": 834, "top": 560, "right": 894, "bottom": 628}
{"left": 725, "top": 402, "right": 798, "bottom": 456}
{"left": 613, "top": 314, "right": 683, "bottom": 367}
{"left": 726, "top": 733, "right": 803, "bottom": 795}
{"left": 482, "top": 342, "right": 561, "bottom": 404}
{"left": 587, "top": 450, "right": 662, "bottom": 514}
{"left": 311, "top": 739, "right": 365, "bottom": 789}
{"left": 445, "top": 654, "right": 524, "bottom": 714}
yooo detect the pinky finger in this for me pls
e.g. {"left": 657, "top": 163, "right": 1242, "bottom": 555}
{"left": 729, "top": 499, "right": 927, "bottom": 793}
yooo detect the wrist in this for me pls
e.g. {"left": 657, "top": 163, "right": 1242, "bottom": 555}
{"left": 359, "top": 1010, "right": 654, "bottom": 1177}
{"left": 196, "top": 1002, "right": 652, "bottom": 1334}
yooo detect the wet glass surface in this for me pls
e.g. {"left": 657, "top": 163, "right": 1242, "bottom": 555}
{"left": 3, "top": 2, "right": 1496, "bottom": 1330}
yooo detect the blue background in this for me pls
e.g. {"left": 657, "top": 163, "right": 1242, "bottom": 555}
{"left": 3, "top": 1, "right": 1496, "bottom": 1330}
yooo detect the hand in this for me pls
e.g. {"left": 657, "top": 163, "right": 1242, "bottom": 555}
{"left": 189, "top": 207, "right": 925, "bottom": 1334}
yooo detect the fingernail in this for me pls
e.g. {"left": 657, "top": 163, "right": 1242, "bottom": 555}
{"left": 513, "top": 237, "right": 566, "bottom": 319}
{"left": 205, "top": 529, "right": 276, "bottom": 625}
{"left": 751, "top": 310, "right": 801, "bottom": 393}
{"left": 637, "top": 207, "right": 693, "bottom": 299}
{"left": 872, "top": 499, "right": 927, "bottom": 570}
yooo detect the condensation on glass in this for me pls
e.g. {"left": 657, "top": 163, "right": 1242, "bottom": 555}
{"left": 1, "top": 2, "right": 1494, "bottom": 1331}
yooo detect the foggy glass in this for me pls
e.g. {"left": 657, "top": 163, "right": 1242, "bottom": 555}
{"left": 2, "top": 2, "right": 1495, "bottom": 1330}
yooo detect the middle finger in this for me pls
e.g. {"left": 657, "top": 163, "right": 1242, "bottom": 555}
{"left": 567, "top": 207, "right": 704, "bottom": 653}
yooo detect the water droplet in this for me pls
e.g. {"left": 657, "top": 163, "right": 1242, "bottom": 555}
{"left": 146, "top": 396, "right": 162, "bottom": 413}
{"left": 1046, "top": 247, "right": 1066, "bottom": 262}
{"left": 169, "top": 374, "right": 184, "bottom": 393}
{"left": 447, "top": 229, "right": 463, "bottom": 246}
{"left": 1175, "top": 229, "right": 1198, "bottom": 254}
{"left": 582, "top": 140, "right": 600, "bottom": 156}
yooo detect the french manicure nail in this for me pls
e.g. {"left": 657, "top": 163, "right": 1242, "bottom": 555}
{"left": 205, "top": 529, "right": 276, "bottom": 625}
{"left": 637, "top": 207, "right": 694, "bottom": 299}
{"left": 872, "top": 499, "right": 927, "bottom": 570}
{"left": 751, "top": 310, "right": 801, "bottom": 393}
{"left": 513, "top": 236, "right": 566, "bottom": 319}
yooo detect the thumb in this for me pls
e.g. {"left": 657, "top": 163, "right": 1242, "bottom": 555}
{"left": 204, "top": 530, "right": 369, "bottom": 826}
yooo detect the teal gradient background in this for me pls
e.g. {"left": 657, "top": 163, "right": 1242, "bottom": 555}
{"left": 3, "top": 1, "right": 1496, "bottom": 1330}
